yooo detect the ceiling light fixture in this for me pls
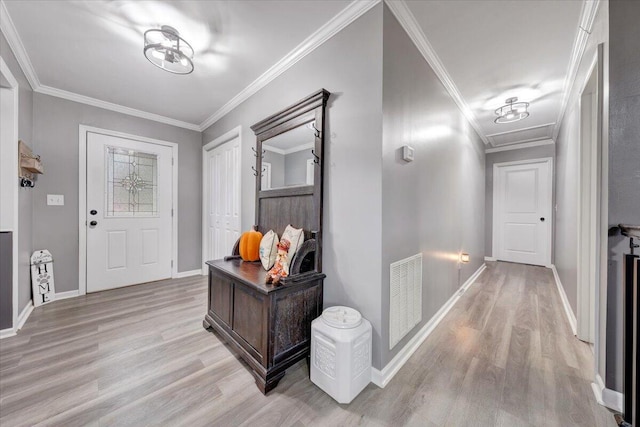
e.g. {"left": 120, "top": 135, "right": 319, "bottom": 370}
{"left": 494, "top": 97, "right": 529, "bottom": 124}
{"left": 144, "top": 25, "right": 194, "bottom": 75}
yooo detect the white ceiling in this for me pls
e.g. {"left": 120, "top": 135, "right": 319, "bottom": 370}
{"left": 404, "top": 0, "right": 583, "bottom": 145}
{"left": 2, "top": 0, "right": 350, "bottom": 127}
{"left": 2, "top": 0, "right": 587, "bottom": 144}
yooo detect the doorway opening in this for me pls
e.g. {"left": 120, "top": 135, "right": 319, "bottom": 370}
{"left": 0, "top": 57, "right": 19, "bottom": 335}
{"left": 576, "top": 51, "right": 603, "bottom": 344}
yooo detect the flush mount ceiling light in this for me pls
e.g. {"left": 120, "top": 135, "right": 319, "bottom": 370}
{"left": 494, "top": 97, "right": 529, "bottom": 124}
{"left": 144, "top": 25, "right": 194, "bottom": 75}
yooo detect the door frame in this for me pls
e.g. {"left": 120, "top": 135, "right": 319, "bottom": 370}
{"left": 78, "top": 125, "right": 178, "bottom": 295}
{"left": 202, "top": 126, "right": 242, "bottom": 273}
{"left": 492, "top": 157, "right": 553, "bottom": 267}
{"left": 576, "top": 52, "right": 601, "bottom": 343}
{"left": 0, "top": 56, "right": 20, "bottom": 336}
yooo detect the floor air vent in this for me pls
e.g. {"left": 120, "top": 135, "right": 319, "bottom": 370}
{"left": 389, "top": 253, "right": 422, "bottom": 349}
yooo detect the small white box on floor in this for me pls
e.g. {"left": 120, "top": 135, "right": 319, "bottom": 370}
{"left": 310, "top": 306, "right": 372, "bottom": 404}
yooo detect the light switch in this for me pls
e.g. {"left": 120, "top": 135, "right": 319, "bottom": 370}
{"left": 47, "top": 194, "right": 64, "bottom": 206}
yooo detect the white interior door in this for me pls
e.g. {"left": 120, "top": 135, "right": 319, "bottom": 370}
{"left": 205, "top": 137, "right": 241, "bottom": 263}
{"left": 494, "top": 158, "right": 552, "bottom": 266}
{"left": 86, "top": 132, "right": 173, "bottom": 292}
{"left": 262, "top": 162, "right": 272, "bottom": 190}
{"left": 306, "top": 158, "right": 314, "bottom": 185}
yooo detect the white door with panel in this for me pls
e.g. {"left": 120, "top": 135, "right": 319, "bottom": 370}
{"left": 494, "top": 159, "right": 552, "bottom": 266}
{"left": 86, "top": 132, "right": 173, "bottom": 292}
{"left": 205, "top": 138, "right": 241, "bottom": 262}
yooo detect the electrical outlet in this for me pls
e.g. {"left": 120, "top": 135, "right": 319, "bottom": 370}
{"left": 47, "top": 194, "right": 64, "bottom": 206}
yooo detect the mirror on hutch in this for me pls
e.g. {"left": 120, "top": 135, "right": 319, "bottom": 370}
{"left": 203, "top": 89, "right": 330, "bottom": 394}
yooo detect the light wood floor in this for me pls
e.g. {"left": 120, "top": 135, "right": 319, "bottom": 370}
{"left": 0, "top": 262, "right": 615, "bottom": 426}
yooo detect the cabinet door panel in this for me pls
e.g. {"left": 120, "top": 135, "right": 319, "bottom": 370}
{"left": 233, "top": 286, "right": 266, "bottom": 357}
{"left": 273, "top": 285, "right": 321, "bottom": 363}
{"left": 209, "top": 270, "right": 232, "bottom": 325}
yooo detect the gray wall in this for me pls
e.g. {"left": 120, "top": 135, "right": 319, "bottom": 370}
{"left": 606, "top": 0, "right": 640, "bottom": 392}
{"left": 262, "top": 150, "right": 284, "bottom": 189}
{"left": 203, "top": 5, "right": 385, "bottom": 367}
{"left": 380, "top": 5, "right": 485, "bottom": 367}
{"left": 485, "top": 143, "right": 556, "bottom": 259}
{"left": 31, "top": 92, "right": 202, "bottom": 293}
{"left": 554, "top": 0, "right": 609, "bottom": 386}
{"left": 284, "top": 149, "right": 314, "bottom": 186}
{"left": 1, "top": 30, "right": 34, "bottom": 315}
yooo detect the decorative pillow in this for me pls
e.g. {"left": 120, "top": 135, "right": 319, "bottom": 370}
{"left": 259, "top": 230, "right": 279, "bottom": 270}
{"left": 281, "top": 224, "right": 304, "bottom": 273}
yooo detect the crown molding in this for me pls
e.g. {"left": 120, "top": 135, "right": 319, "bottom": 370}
{"left": 485, "top": 138, "right": 555, "bottom": 154}
{"left": 37, "top": 85, "right": 201, "bottom": 131}
{"left": 384, "top": 0, "right": 489, "bottom": 145}
{"left": 0, "top": 0, "right": 200, "bottom": 131}
{"left": 0, "top": 0, "right": 39, "bottom": 89}
{"left": 552, "top": 0, "right": 600, "bottom": 140}
{"left": 198, "top": 0, "right": 382, "bottom": 131}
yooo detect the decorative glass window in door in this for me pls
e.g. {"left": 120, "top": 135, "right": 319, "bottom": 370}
{"left": 106, "top": 147, "right": 158, "bottom": 216}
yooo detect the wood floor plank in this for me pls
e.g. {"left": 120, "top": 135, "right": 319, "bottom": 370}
{"left": 0, "top": 263, "right": 617, "bottom": 426}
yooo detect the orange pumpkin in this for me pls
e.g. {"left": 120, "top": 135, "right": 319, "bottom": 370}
{"left": 239, "top": 229, "right": 263, "bottom": 261}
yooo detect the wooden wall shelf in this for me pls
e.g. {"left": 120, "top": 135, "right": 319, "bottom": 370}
{"left": 18, "top": 140, "right": 43, "bottom": 179}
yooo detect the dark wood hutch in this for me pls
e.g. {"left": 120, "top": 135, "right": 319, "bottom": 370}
{"left": 203, "top": 89, "right": 330, "bottom": 393}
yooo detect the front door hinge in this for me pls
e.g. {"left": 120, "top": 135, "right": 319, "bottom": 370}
{"left": 172, "top": 157, "right": 174, "bottom": 166}
{"left": 171, "top": 260, "right": 174, "bottom": 268}
{"left": 171, "top": 208, "right": 174, "bottom": 217}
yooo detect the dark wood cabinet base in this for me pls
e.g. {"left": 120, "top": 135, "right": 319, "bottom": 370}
{"left": 253, "top": 370, "right": 285, "bottom": 394}
{"left": 203, "top": 261, "right": 323, "bottom": 395}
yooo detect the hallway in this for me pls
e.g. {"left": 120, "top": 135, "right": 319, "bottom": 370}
{"left": 0, "top": 262, "right": 615, "bottom": 426}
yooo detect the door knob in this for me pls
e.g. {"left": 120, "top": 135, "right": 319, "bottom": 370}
{"left": 540, "top": 217, "right": 545, "bottom": 222}
{"left": 90, "top": 220, "right": 98, "bottom": 226}
{"left": 90, "top": 210, "right": 97, "bottom": 215}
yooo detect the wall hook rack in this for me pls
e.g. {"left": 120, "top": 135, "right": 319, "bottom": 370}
{"left": 251, "top": 147, "right": 266, "bottom": 158}
{"left": 311, "top": 149, "right": 320, "bottom": 165}
{"left": 18, "top": 140, "right": 43, "bottom": 188}
{"left": 251, "top": 166, "right": 266, "bottom": 177}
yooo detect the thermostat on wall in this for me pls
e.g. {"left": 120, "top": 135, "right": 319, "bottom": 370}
{"left": 402, "top": 145, "right": 414, "bottom": 162}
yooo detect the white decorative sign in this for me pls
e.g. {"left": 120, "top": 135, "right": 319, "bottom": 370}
{"left": 31, "top": 250, "right": 56, "bottom": 307}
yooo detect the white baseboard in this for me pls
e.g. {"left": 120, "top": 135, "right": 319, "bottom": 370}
{"left": 550, "top": 264, "right": 577, "bottom": 336}
{"left": 371, "top": 263, "right": 487, "bottom": 388}
{"left": 16, "top": 301, "right": 33, "bottom": 331}
{"left": 0, "top": 328, "right": 17, "bottom": 339}
{"left": 484, "top": 256, "right": 497, "bottom": 262}
{"left": 173, "top": 269, "right": 204, "bottom": 279}
{"left": 56, "top": 290, "right": 79, "bottom": 300}
{"left": 592, "top": 373, "right": 623, "bottom": 413}
{"left": 3, "top": 292, "right": 78, "bottom": 339}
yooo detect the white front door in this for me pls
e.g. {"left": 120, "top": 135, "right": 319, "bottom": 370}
{"left": 494, "top": 158, "right": 552, "bottom": 266}
{"left": 86, "top": 132, "right": 173, "bottom": 292}
{"left": 205, "top": 137, "right": 241, "bottom": 262}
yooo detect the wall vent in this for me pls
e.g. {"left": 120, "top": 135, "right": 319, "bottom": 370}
{"left": 389, "top": 253, "right": 422, "bottom": 349}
